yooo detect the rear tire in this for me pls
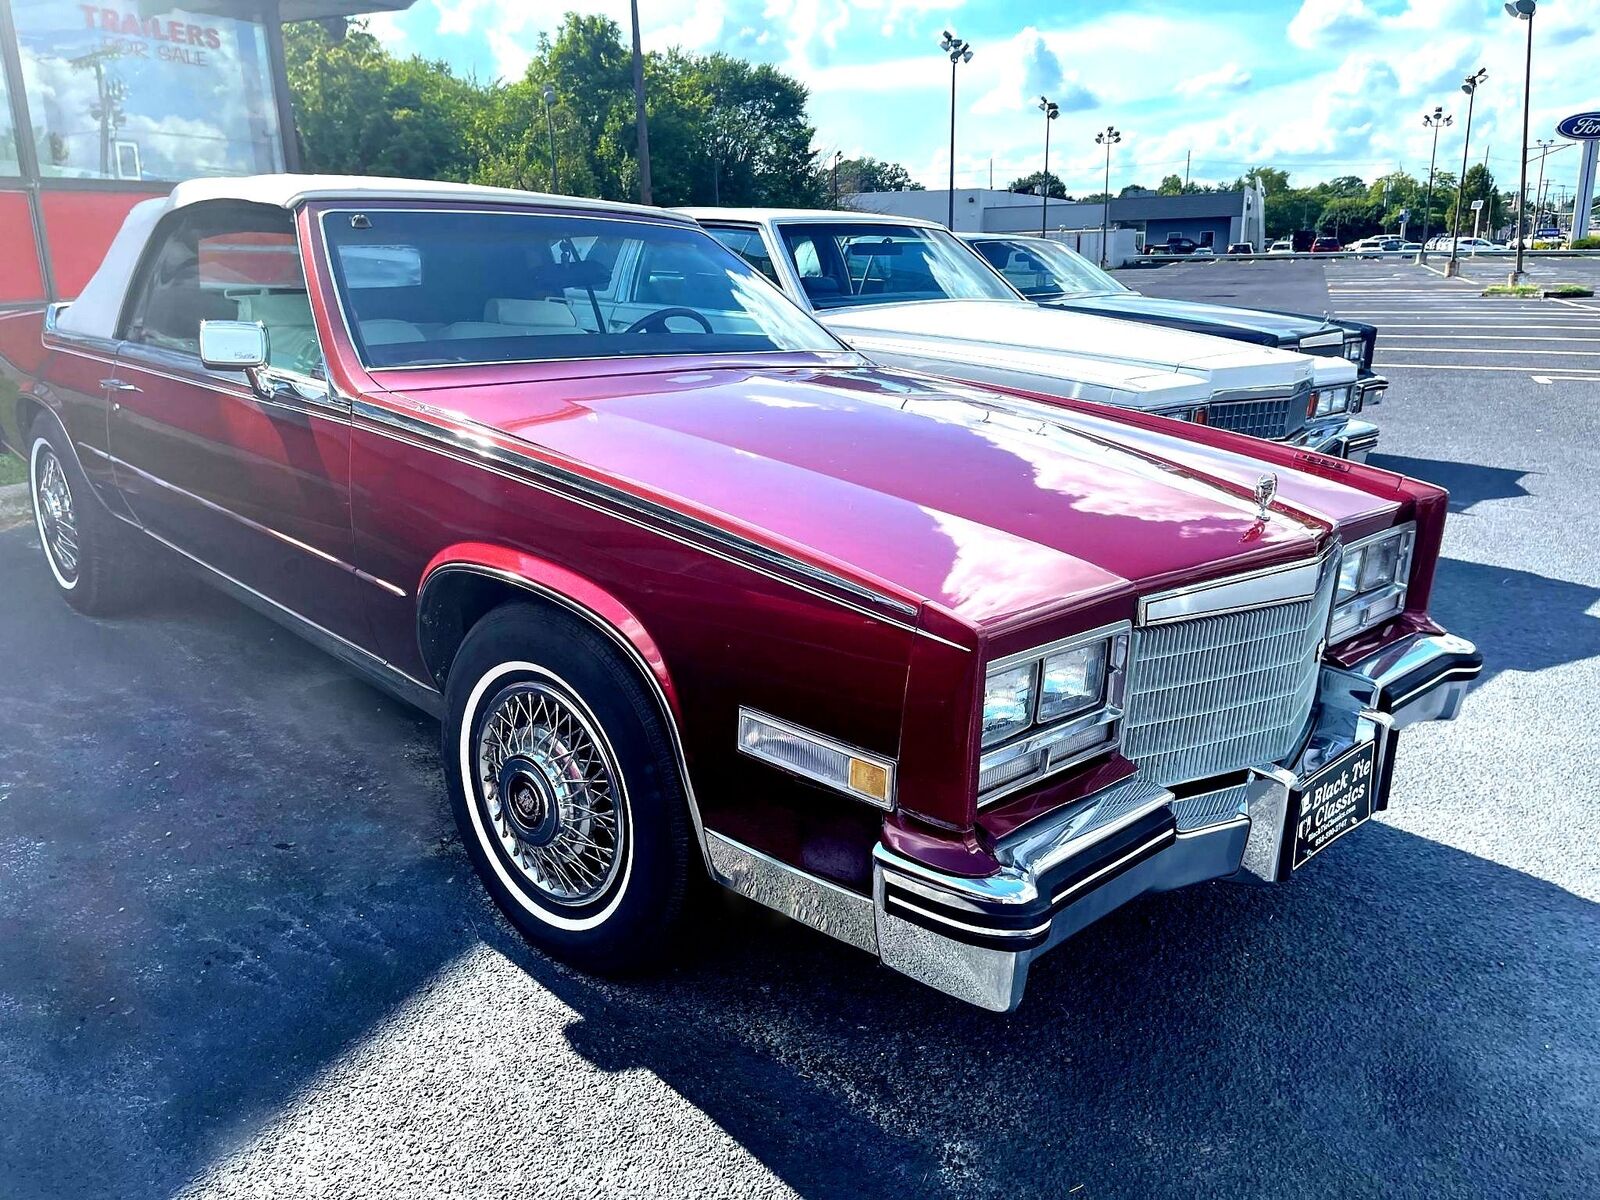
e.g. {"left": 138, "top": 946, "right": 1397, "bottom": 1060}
{"left": 443, "top": 602, "right": 691, "bottom": 972}
{"left": 27, "top": 415, "right": 142, "bottom": 616}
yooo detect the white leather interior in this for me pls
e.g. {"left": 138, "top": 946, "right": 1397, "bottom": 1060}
{"left": 360, "top": 319, "right": 426, "bottom": 345}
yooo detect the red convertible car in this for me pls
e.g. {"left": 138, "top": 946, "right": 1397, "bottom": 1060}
{"left": 2, "top": 177, "right": 1480, "bottom": 1011}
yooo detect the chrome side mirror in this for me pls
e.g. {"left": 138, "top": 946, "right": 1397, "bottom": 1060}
{"left": 199, "top": 320, "right": 268, "bottom": 371}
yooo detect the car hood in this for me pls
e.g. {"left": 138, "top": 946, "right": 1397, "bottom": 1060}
{"left": 1048, "top": 293, "right": 1335, "bottom": 345}
{"left": 817, "top": 300, "right": 1314, "bottom": 394}
{"left": 384, "top": 364, "right": 1393, "bottom": 631}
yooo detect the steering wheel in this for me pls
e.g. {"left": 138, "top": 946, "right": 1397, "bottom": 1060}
{"left": 622, "top": 307, "right": 714, "bottom": 335}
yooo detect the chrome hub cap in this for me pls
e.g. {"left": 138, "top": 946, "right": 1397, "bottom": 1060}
{"left": 475, "top": 682, "right": 624, "bottom": 905}
{"left": 33, "top": 444, "right": 79, "bottom": 585}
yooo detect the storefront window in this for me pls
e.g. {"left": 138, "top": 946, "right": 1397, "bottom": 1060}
{"left": 14, "top": 2, "right": 283, "bottom": 181}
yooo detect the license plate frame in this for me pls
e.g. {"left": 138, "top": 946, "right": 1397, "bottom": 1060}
{"left": 1287, "top": 742, "right": 1378, "bottom": 872}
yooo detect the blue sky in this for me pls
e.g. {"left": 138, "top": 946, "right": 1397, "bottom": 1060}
{"left": 368, "top": 0, "right": 1600, "bottom": 196}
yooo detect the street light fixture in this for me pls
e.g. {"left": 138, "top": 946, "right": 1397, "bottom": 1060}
{"left": 1037, "top": 96, "right": 1059, "bottom": 236}
{"left": 1095, "top": 125, "right": 1121, "bottom": 268}
{"left": 1446, "top": 67, "right": 1487, "bottom": 277}
{"left": 540, "top": 84, "right": 560, "bottom": 193}
{"left": 939, "top": 30, "right": 975, "bottom": 229}
{"left": 1418, "top": 106, "right": 1452, "bottom": 262}
{"left": 1506, "top": 0, "right": 1536, "bottom": 282}
{"left": 832, "top": 149, "right": 844, "bottom": 206}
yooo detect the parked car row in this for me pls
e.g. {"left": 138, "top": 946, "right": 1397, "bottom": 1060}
{"left": 0, "top": 176, "right": 1478, "bottom": 1012}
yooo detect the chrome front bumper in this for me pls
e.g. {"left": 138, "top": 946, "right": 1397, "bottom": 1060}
{"left": 872, "top": 630, "right": 1481, "bottom": 1011}
{"left": 1290, "top": 416, "right": 1381, "bottom": 461}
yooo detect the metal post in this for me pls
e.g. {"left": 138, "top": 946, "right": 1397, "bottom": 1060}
{"left": 629, "top": 0, "right": 652, "bottom": 205}
{"left": 259, "top": 0, "right": 301, "bottom": 172}
{"left": 1041, "top": 113, "right": 1050, "bottom": 236}
{"left": 541, "top": 85, "right": 560, "bottom": 193}
{"left": 1446, "top": 71, "right": 1484, "bottom": 277}
{"left": 1419, "top": 110, "right": 1448, "bottom": 262}
{"left": 1511, "top": 7, "right": 1534, "bottom": 283}
{"left": 947, "top": 58, "right": 957, "bottom": 228}
{"left": 1101, "top": 141, "right": 1111, "bottom": 267}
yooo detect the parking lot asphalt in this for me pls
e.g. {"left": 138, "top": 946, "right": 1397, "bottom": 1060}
{"left": 2, "top": 262, "right": 1597, "bottom": 1200}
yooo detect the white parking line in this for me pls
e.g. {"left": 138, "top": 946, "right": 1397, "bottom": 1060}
{"left": 1375, "top": 346, "right": 1600, "bottom": 356}
{"left": 1373, "top": 334, "right": 1600, "bottom": 342}
{"left": 1374, "top": 362, "right": 1600, "bottom": 373}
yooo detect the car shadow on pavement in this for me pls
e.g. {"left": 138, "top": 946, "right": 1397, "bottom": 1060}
{"left": 1428, "top": 557, "right": 1600, "bottom": 690}
{"left": 537, "top": 819, "right": 1598, "bottom": 1200}
{"left": 2, "top": 527, "right": 1596, "bottom": 1200}
{"left": 1368, "top": 453, "right": 1534, "bottom": 515}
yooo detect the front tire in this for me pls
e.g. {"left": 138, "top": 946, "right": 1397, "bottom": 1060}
{"left": 27, "top": 415, "right": 141, "bottom": 616}
{"left": 443, "top": 602, "right": 691, "bottom": 972}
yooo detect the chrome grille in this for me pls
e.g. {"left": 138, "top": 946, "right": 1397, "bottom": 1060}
{"left": 1123, "top": 555, "right": 1337, "bottom": 786}
{"left": 1207, "top": 394, "right": 1308, "bottom": 441}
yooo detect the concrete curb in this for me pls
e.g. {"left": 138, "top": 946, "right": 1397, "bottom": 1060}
{"left": 0, "top": 481, "right": 29, "bottom": 528}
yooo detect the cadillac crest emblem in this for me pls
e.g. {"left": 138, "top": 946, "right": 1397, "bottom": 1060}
{"left": 1253, "top": 473, "right": 1278, "bottom": 522}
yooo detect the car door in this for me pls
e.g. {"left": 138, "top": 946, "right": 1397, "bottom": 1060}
{"left": 105, "top": 200, "right": 369, "bottom": 642}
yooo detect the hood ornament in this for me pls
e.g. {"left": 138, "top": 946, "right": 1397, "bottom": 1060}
{"left": 1253, "top": 473, "right": 1278, "bottom": 522}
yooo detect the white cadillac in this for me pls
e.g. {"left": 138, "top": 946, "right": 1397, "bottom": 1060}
{"left": 684, "top": 208, "right": 1375, "bottom": 459}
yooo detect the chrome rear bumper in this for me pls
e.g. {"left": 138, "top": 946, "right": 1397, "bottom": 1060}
{"left": 872, "top": 629, "right": 1481, "bottom": 1011}
{"left": 1290, "top": 416, "right": 1381, "bottom": 462}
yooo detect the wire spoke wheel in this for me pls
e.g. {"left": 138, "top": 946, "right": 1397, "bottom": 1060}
{"left": 32, "top": 442, "right": 80, "bottom": 585}
{"left": 474, "top": 681, "right": 626, "bottom": 906}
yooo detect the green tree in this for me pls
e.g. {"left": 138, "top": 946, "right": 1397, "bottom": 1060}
{"left": 831, "top": 156, "right": 922, "bottom": 198}
{"left": 1157, "top": 173, "right": 1185, "bottom": 196}
{"left": 1446, "top": 163, "right": 1498, "bottom": 235}
{"left": 1008, "top": 170, "right": 1068, "bottom": 199}
{"left": 284, "top": 21, "right": 482, "bottom": 180}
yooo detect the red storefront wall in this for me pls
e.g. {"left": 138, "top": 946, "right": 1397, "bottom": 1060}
{"left": 0, "top": 191, "right": 45, "bottom": 303}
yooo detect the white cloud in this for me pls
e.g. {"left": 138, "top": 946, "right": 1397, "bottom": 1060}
{"left": 1287, "top": 0, "right": 1377, "bottom": 50}
{"left": 1174, "top": 63, "right": 1252, "bottom": 99}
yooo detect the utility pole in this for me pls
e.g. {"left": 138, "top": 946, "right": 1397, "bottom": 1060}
{"left": 1184, "top": 149, "right": 1191, "bottom": 189}
{"left": 628, "top": 0, "right": 652, "bottom": 205}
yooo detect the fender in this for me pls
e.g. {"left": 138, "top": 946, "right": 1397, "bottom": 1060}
{"left": 416, "top": 545, "right": 713, "bottom": 873}
{"left": 417, "top": 541, "right": 679, "bottom": 717}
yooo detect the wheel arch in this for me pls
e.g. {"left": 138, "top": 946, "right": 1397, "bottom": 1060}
{"left": 416, "top": 545, "right": 711, "bottom": 872}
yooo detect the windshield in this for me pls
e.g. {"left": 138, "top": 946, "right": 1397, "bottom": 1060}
{"left": 967, "top": 237, "right": 1127, "bottom": 299}
{"left": 321, "top": 209, "right": 842, "bottom": 368}
{"left": 774, "top": 221, "right": 1018, "bottom": 309}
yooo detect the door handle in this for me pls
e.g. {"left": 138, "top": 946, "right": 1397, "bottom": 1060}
{"left": 100, "top": 379, "right": 140, "bottom": 392}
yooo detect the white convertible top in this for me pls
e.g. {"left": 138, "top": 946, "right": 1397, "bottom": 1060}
{"left": 679, "top": 207, "right": 944, "bottom": 229}
{"left": 57, "top": 174, "right": 685, "bottom": 341}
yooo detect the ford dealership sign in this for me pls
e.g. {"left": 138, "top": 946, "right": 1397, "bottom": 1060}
{"left": 1557, "top": 112, "right": 1600, "bottom": 140}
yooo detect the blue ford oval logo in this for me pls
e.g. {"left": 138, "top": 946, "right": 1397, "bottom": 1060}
{"left": 1557, "top": 112, "right": 1600, "bottom": 140}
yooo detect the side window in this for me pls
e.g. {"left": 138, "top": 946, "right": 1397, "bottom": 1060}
{"left": 706, "top": 227, "right": 780, "bottom": 286}
{"left": 124, "top": 204, "right": 324, "bottom": 379}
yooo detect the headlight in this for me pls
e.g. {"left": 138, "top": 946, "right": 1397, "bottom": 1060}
{"left": 977, "top": 625, "right": 1128, "bottom": 805}
{"left": 981, "top": 663, "right": 1035, "bottom": 747}
{"left": 1342, "top": 335, "right": 1365, "bottom": 364}
{"left": 1329, "top": 524, "right": 1415, "bottom": 642}
{"left": 1308, "top": 384, "right": 1353, "bottom": 418}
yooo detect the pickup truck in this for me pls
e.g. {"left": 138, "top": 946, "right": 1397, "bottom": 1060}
{"left": 0, "top": 175, "right": 1480, "bottom": 1011}
{"left": 686, "top": 208, "right": 1370, "bottom": 458}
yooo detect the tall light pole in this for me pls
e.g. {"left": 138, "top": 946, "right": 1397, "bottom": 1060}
{"left": 1037, "top": 96, "right": 1059, "bottom": 236}
{"left": 939, "top": 31, "right": 974, "bottom": 229}
{"left": 1446, "top": 67, "right": 1487, "bottom": 277}
{"left": 628, "top": 0, "right": 652, "bottom": 205}
{"left": 1418, "top": 106, "right": 1452, "bottom": 262}
{"left": 1095, "top": 125, "right": 1121, "bottom": 268}
{"left": 541, "top": 84, "right": 560, "bottom": 193}
{"left": 1506, "top": 0, "right": 1536, "bottom": 282}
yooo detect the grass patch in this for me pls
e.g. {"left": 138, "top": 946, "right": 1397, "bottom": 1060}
{"left": 0, "top": 452, "right": 24, "bottom": 488}
{"left": 1545, "top": 284, "right": 1595, "bottom": 298}
{"left": 1481, "top": 284, "right": 1541, "bottom": 297}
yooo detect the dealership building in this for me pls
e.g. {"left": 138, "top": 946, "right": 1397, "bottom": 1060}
{"left": 0, "top": 1, "right": 407, "bottom": 307}
{"left": 846, "top": 183, "right": 1270, "bottom": 253}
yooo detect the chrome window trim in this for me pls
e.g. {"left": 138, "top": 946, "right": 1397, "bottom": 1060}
{"left": 736, "top": 706, "right": 897, "bottom": 810}
{"left": 1209, "top": 379, "right": 1312, "bottom": 407}
{"left": 1138, "top": 543, "right": 1337, "bottom": 626}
